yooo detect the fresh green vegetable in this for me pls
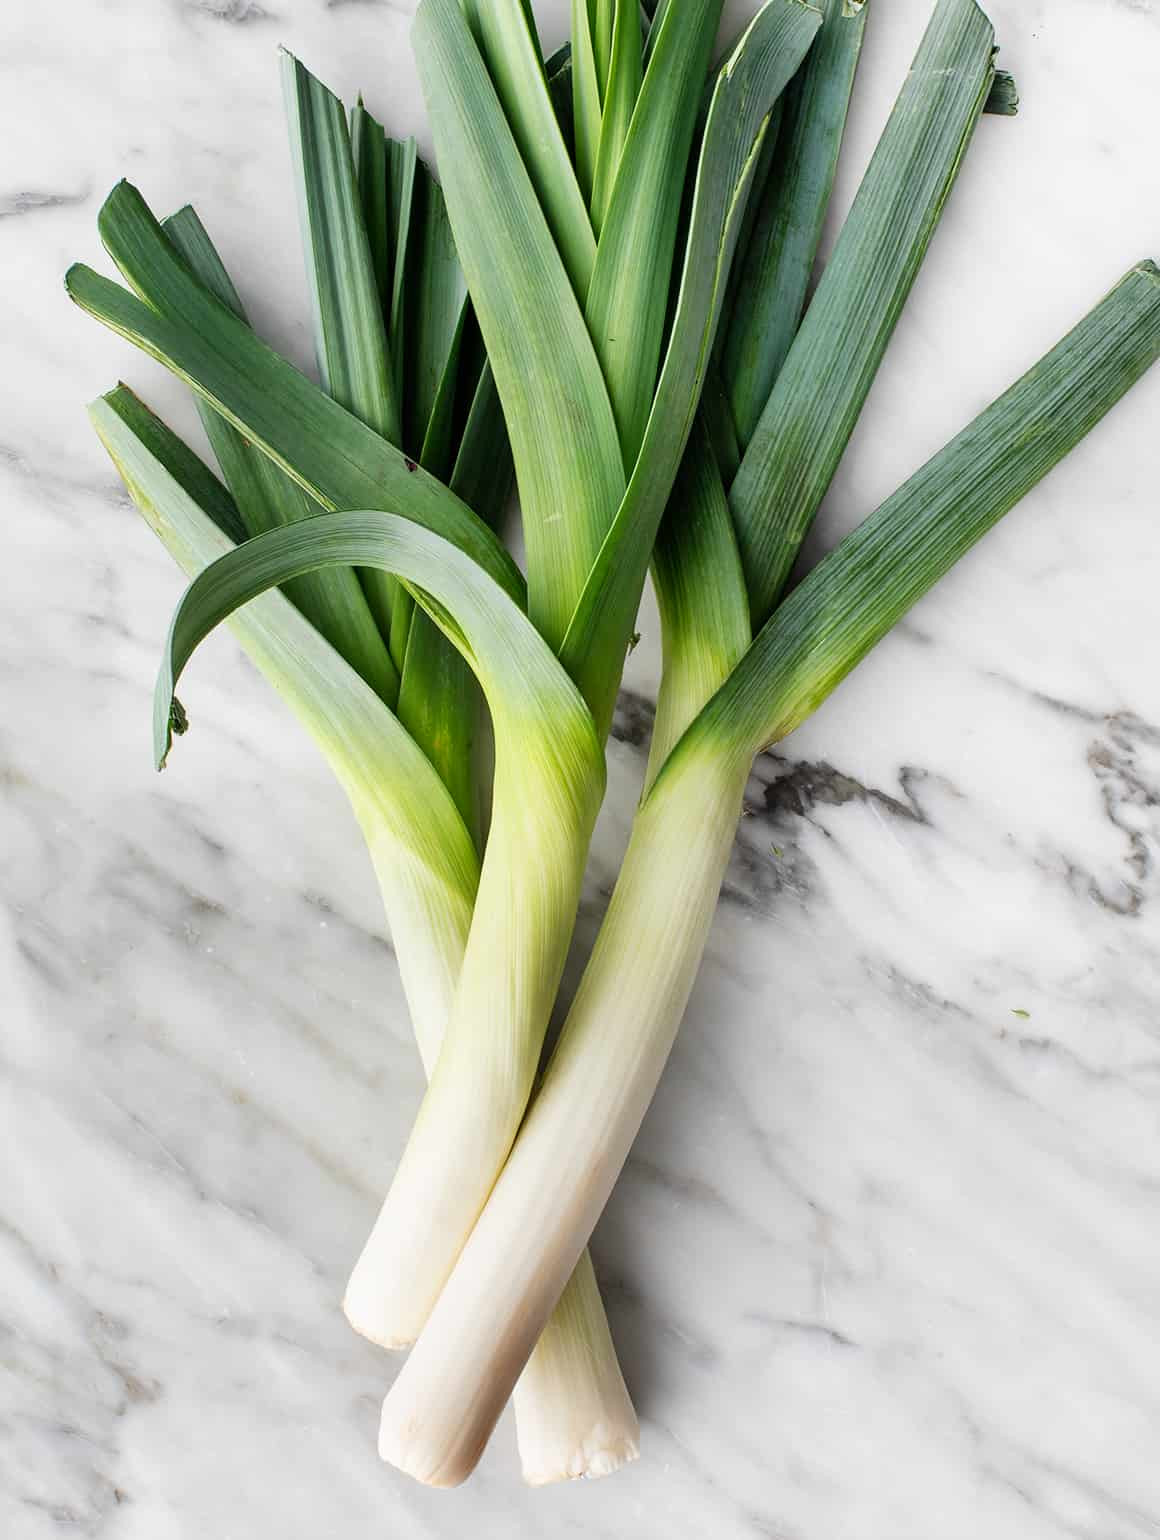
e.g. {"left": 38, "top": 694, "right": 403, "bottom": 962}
{"left": 69, "top": 0, "right": 1159, "bottom": 1493}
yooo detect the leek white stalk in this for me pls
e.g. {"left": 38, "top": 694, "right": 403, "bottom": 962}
{"left": 341, "top": 676, "right": 604, "bottom": 1346}
{"left": 373, "top": 832, "right": 640, "bottom": 1485}
{"left": 377, "top": 743, "right": 751, "bottom": 1486}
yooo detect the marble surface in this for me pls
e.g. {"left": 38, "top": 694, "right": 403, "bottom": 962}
{"left": 4, "top": 0, "right": 1160, "bottom": 1534}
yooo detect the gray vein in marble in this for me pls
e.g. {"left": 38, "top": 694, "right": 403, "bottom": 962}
{"left": 178, "top": 0, "right": 277, "bottom": 24}
{"left": 0, "top": 188, "right": 91, "bottom": 220}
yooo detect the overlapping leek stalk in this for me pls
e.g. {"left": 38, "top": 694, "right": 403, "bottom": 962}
{"left": 375, "top": 257, "right": 1160, "bottom": 1486}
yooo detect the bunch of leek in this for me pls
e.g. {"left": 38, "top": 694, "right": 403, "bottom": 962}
{"left": 70, "top": 0, "right": 1160, "bottom": 1490}
{"left": 76, "top": 49, "right": 637, "bottom": 1483}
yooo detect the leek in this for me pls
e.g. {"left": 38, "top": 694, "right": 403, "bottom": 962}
{"left": 67, "top": 0, "right": 1160, "bottom": 1492}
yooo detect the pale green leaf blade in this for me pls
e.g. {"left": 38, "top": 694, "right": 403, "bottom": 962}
{"left": 729, "top": 0, "right": 997, "bottom": 627}
{"left": 415, "top": 0, "right": 625, "bottom": 651}
{"left": 91, "top": 385, "right": 479, "bottom": 1060}
{"left": 571, "top": 0, "right": 603, "bottom": 201}
{"left": 387, "top": 135, "right": 420, "bottom": 402}
{"left": 589, "top": 0, "right": 643, "bottom": 233}
{"left": 282, "top": 52, "right": 407, "bottom": 647}
{"left": 593, "top": 0, "right": 614, "bottom": 94}
{"left": 161, "top": 204, "right": 400, "bottom": 707}
{"left": 351, "top": 100, "right": 391, "bottom": 315}
{"left": 986, "top": 69, "right": 1019, "bottom": 116}
{"left": 165, "top": 512, "right": 604, "bottom": 1345}
{"left": 672, "top": 261, "right": 1160, "bottom": 772}
{"left": 721, "top": 0, "right": 868, "bottom": 449}
{"left": 66, "top": 183, "right": 523, "bottom": 605}
{"left": 559, "top": 0, "right": 823, "bottom": 737}
{"left": 350, "top": 105, "right": 413, "bottom": 639}
{"left": 584, "top": 0, "right": 723, "bottom": 466}
{"left": 460, "top": 0, "right": 596, "bottom": 301}
{"left": 396, "top": 616, "right": 480, "bottom": 848}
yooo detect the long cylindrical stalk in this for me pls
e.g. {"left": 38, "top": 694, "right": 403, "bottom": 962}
{"left": 362, "top": 828, "right": 639, "bottom": 1486}
{"left": 377, "top": 743, "right": 751, "bottom": 1486}
{"left": 343, "top": 757, "right": 599, "bottom": 1346}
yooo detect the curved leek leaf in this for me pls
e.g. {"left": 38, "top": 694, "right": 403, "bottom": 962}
{"left": 729, "top": 0, "right": 997, "bottom": 627}
{"left": 91, "top": 386, "right": 478, "bottom": 1060}
{"left": 65, "top": 183, "right": 523, "bottom": 606}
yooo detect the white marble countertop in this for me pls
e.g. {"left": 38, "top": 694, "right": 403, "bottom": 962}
{"left": 4, "top": 0, "right": 1160, "bottom": 1535}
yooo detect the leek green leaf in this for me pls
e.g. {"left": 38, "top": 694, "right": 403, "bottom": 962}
{"left": 66, "top": 185, "right": 522, "bottom": 604}
{"left": 729, "top": 0, "right": 997, "bottom": 627}
{"left": 283, "top": 51, "right": 405, "bottom": 650}
{"left": 570, "top": 0, "right": 603, "bottom": 201}
{"left": 589, "top": 0, "right": 643, "bottom": 234}
{"left": 415, "top": 0, "right": 624, "bottom": 652}
{"left": 161, "top": 205, "right": 401, "bottom": 708}
{"left": 282, "top": 51, "right": 400, "bottom": 443}
{"left": 157, "top": 511, "right": 606, "bottom": 1344}
{"left": 985, "top": 69, "right": 1019, "bottom": 116}
{"left": 647, "top": 413, "right": 749, "bottom": 784}
{"left": 351, "top": 100, "right": 391, "bottom": 315}
{"left": 720, "top": 0, "right": 867, "bottom": 450}
{"left": 559, "top": 0, "right": 823, "bottom": 736}
{"left": 91, "top": 386, "right": 478, "bottom": 1056}
{"left": 387, "top": 135, "right": 419, "bottom": 398}
{"left": 408, "top": 169, "right": 468, "bottom": 462}
{"left": 460, "top": 0, "right": 596, "bottom": 303}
